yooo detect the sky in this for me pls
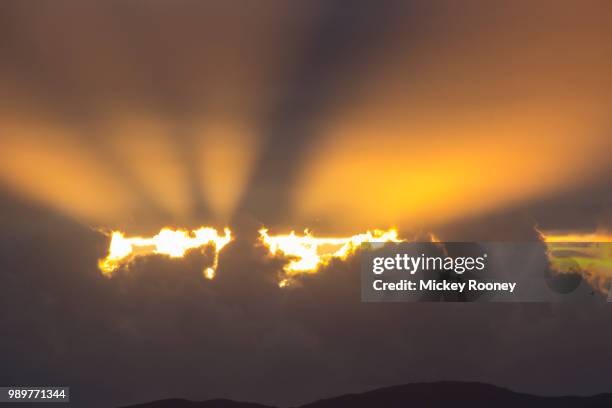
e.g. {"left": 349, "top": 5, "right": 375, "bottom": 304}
{"left": 0, "top": 1, "right": 611, "bottom": 407}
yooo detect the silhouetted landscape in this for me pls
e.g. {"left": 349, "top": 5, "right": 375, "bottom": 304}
{"left": 122, "top": 382, "right": 612, "bottom": 408}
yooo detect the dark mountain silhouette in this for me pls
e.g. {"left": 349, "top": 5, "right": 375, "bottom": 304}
{"left": 121, "top": 382, "right": 612, "bottom": 408}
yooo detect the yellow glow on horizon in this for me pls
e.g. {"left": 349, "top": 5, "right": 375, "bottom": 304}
{"left": 539, "top": 231, "right": 612, "bottom": 243}
{"left": 99, "top": 227, "right": 232, "bottom": 278}
{"left": 540, "top": 230, "right": 612, "bottom": 294}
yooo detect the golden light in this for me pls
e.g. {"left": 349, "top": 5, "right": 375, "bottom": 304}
{"left": 193, "top": 119, "right": 259, "bottom": 222}
{"left": 540, "top": 230, "right": 612, "bottom": 294}
{"left": 0, "top": 116, "right": 139, "bottom": 225}
{"left": 259, "top": 228, "right": 402, "bottom": 284}
{"left": 103, "top": 113, "right": 194, "bottom": 222}
{"left": 292, "top": 2, "right": 612, "bottom": 232}
{"left": 538, "top": 231, "right": 612, "bottom": 243}
{"left": 99, "top": 227, "right": 232, "bottom": 278}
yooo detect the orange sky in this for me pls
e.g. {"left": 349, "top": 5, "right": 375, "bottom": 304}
{"left": 0, "top": 1, "right": 610, "bottom": 233}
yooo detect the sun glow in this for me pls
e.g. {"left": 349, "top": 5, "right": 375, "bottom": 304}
{"left": 99, "top": 227, "right": 232, "bottom": 278}
{"left": 539, "top": 231, "right": 612, "bottom": 243}
{"left": 259, "top": 228, "right": 402, "bottom": 283}
{"left": 539, "top": 230, "right": 612, "bottom": 293}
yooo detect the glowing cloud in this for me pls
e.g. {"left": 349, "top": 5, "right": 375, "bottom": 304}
{"left": 99, "top": 227, "right": 232, "bottom": 279}
{"left": 259, "top": 228, "right": 402, "bottom": 285}
{"left": 540, "top": 230, "right": 612, "bottom": 294}
{"left": 538, "top": 231, "right": 612, "bottom": 243}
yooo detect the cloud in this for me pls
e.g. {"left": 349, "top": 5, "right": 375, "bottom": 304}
{"left": 1, "top": 191, "right": 612, "bottom": 407}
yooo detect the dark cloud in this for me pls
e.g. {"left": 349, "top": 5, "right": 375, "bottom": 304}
{"left": 1, "top": 191, "right": 611, "bottom": 407}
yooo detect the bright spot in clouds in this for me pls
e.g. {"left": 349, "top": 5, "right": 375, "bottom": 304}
{"left": 99, "top": 227, "right": 232, "bottom": 278}
{"left": 259, "top": 228, "right": 402, "bottom": 282}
